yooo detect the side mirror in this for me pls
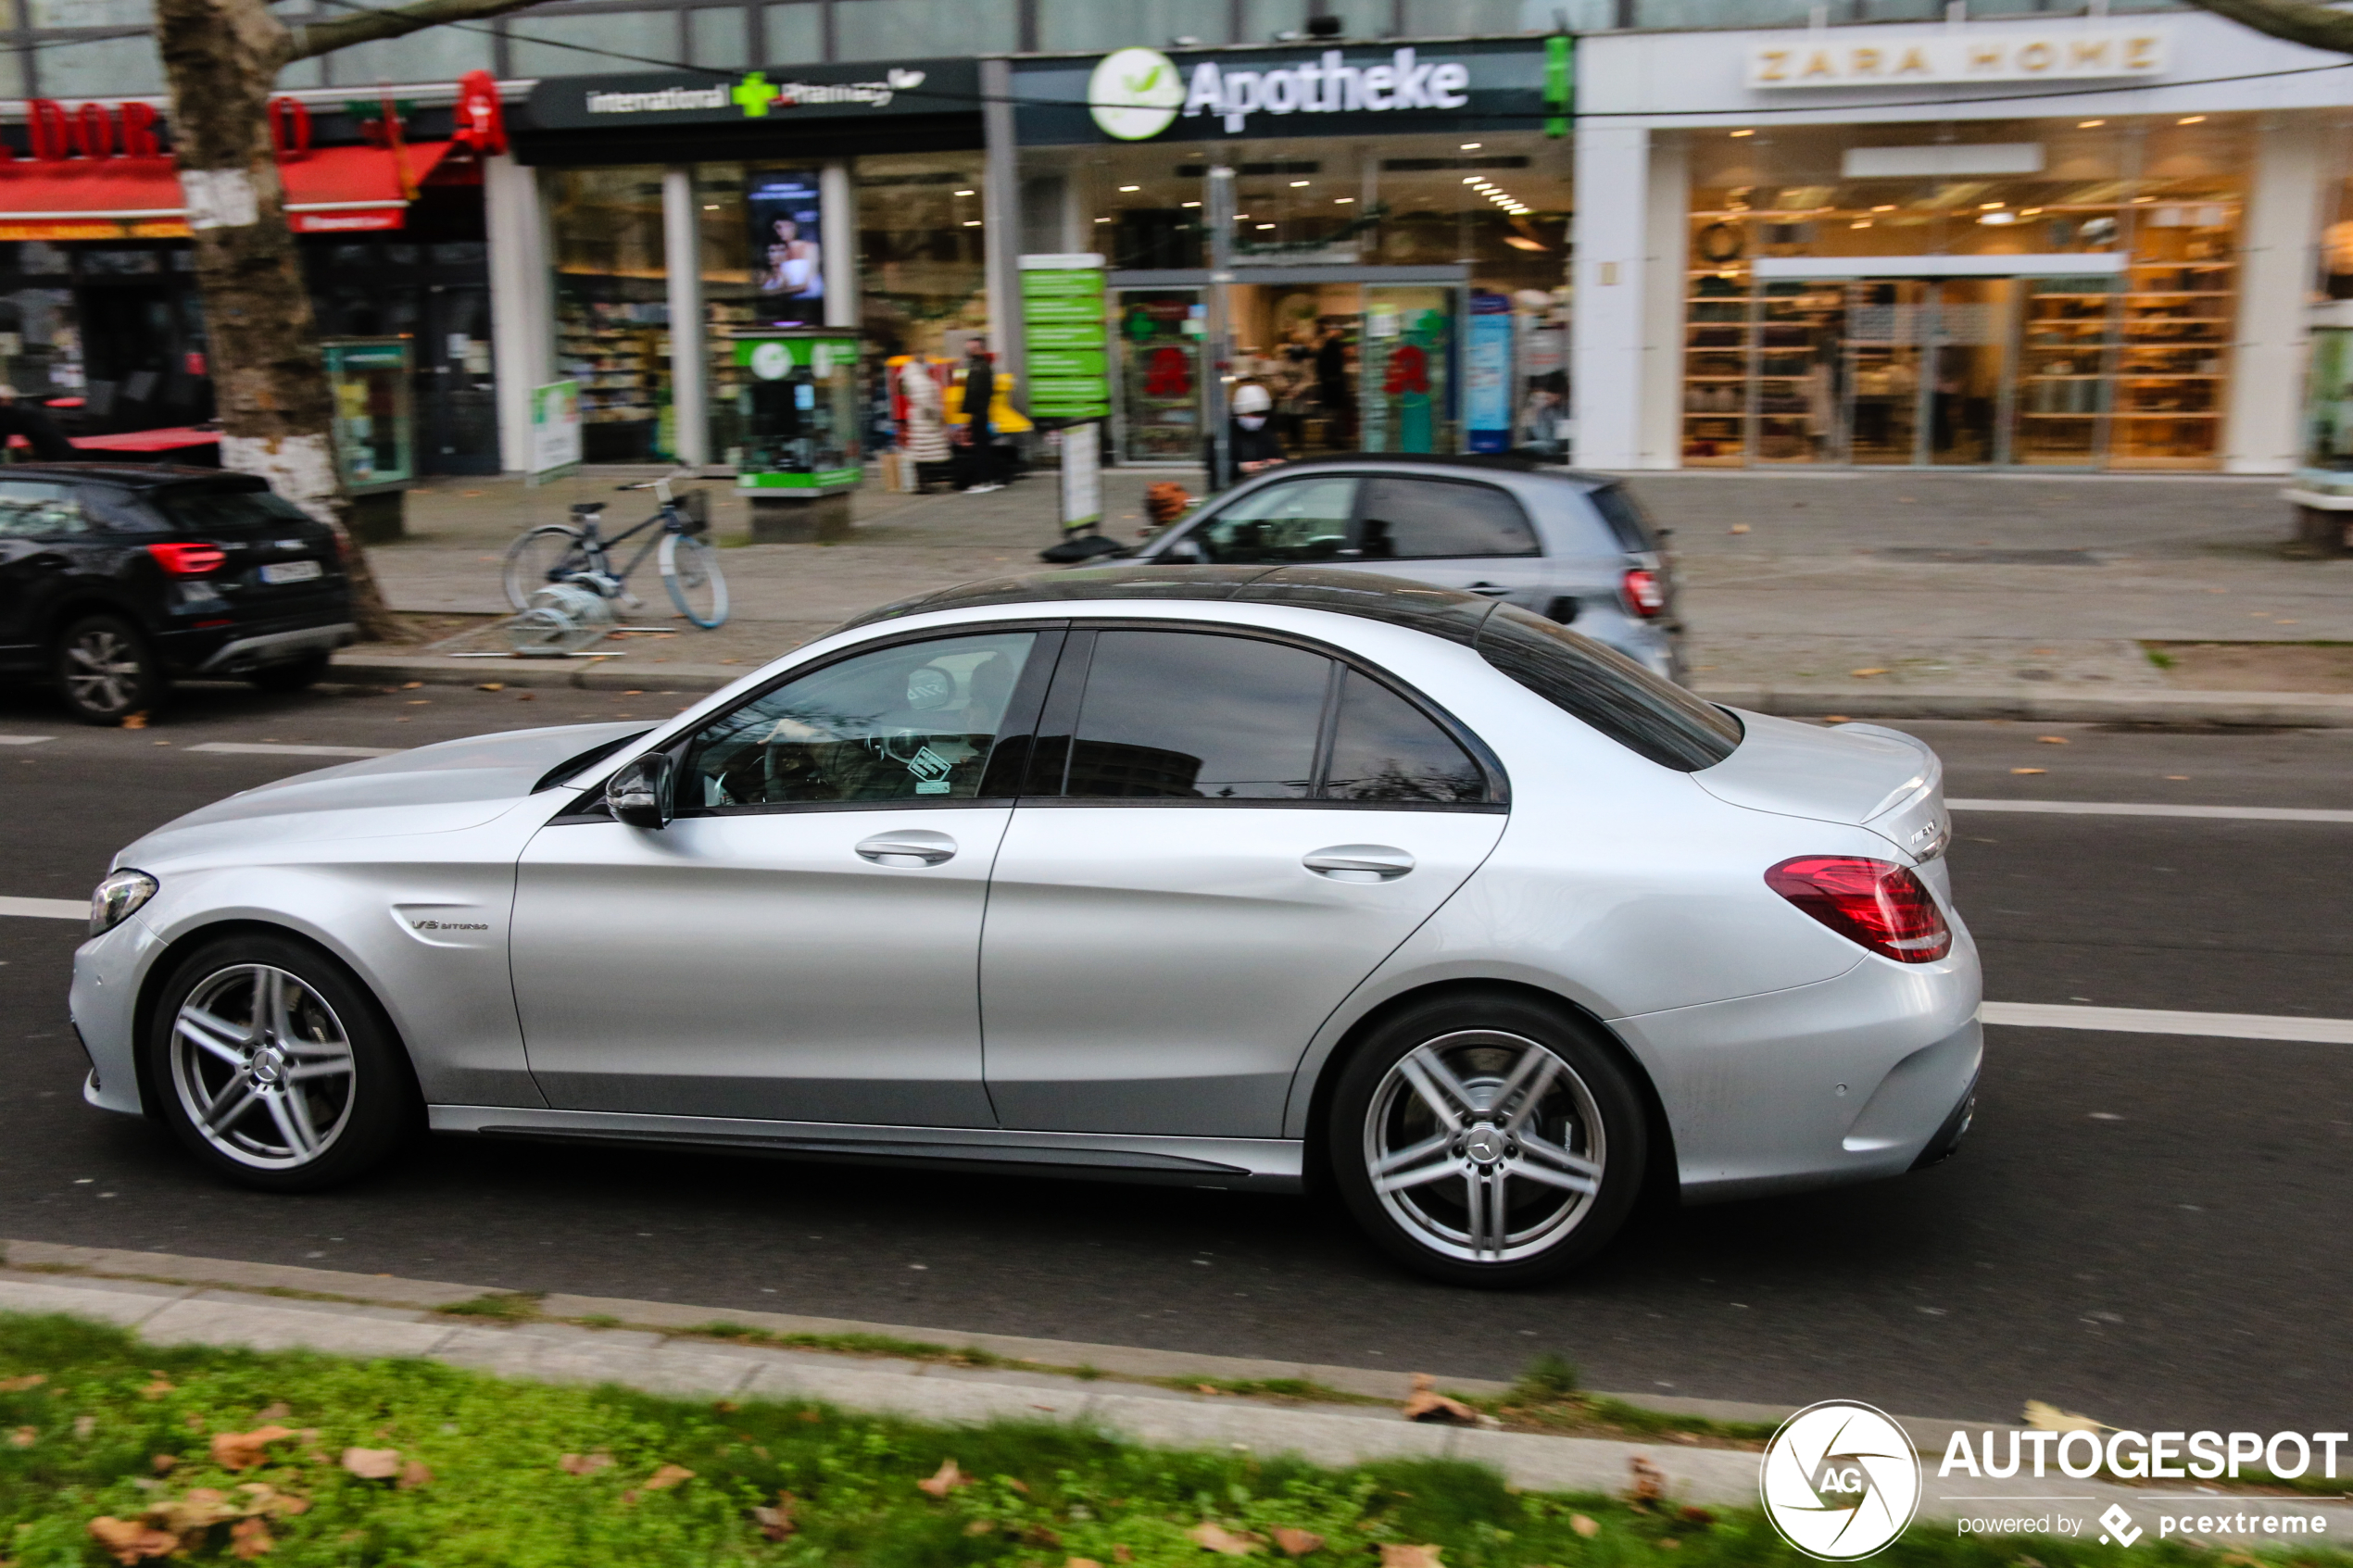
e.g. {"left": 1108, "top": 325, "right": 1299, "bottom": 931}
{"left": 1160, "top": 537, "right": 1206, "bottom": 565}
{"left": 606, "top": 752, "right": 674, "bottom": 829}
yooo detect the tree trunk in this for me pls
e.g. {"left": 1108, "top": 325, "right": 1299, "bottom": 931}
{"left": 153, "top": 0, "right": 405, "bottom": 643}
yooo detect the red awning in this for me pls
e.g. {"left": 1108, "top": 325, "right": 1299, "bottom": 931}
{"left": 0, "top": 144, "right": 458, "bottom": 242}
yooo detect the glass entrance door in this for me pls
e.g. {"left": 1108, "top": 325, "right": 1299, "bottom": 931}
{"left": 1845, "top": 281, "right": 1925, "bottom": 466}
{"left": 1927, "top": 279, "right": 2014, "bottom": 466}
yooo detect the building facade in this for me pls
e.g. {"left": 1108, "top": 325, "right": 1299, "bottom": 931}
{"left": 7, "top": 0, "right": 2353, "bottom": 477}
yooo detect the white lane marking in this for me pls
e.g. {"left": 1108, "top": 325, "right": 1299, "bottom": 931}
{"left": 0, "top": 735, "right": 55, "bottom": 746}
{"left": 1950, "top": 798, "right": 2353, "bottom": 824}
{"left": 0, "top": 897, "right": 85, "bottom": 922}
{"left": 1982, "top": 1001, "right": 2353, "bottom": 1045}
{"left": 185, "top": 742, "right": 401, "bottom": 759}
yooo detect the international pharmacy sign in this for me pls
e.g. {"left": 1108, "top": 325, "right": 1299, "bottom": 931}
{"left": 1746, "top": 29, "right": 2169, "bottom": 89}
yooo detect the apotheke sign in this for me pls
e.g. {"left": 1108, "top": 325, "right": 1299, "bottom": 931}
{"left": 1747, "top": 28, "right": 2169, "bottom": 88}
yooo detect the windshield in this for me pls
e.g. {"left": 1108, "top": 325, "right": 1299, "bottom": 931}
{"left": 1476, "top": 604, "right": 1741, "bottom": 771}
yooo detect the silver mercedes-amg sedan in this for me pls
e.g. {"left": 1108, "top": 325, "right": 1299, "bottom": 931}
{"left": 70, "top": 567, "right": 1980, "bottom": 1286}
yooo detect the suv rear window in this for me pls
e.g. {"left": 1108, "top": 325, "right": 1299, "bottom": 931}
{"left": 1475, "top": 604, "right": 1741, "bottom": 771}
{"left": 1586, "top": 484, "right": 1660, "bottom": 555}
{"left": 152, "top": 485, "right": 315, "bottom": 533}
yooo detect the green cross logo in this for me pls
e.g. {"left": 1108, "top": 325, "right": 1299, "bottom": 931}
{"left": 732, "top": 71, "right": 779, "bottom": 117}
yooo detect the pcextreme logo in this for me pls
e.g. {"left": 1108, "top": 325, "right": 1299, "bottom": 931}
{"left": 1088, "top": 47, "right": 1186, "bottom": 141}
{"left": 1759, "top": 1401, "right": 1923, "bottom": 1561}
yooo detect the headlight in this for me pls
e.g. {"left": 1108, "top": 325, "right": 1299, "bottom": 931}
{"left": 90, "top": 869, "right": 157, "bottom": 936}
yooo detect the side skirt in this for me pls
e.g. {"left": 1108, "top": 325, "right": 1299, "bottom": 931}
{"left": 426, "top": 1105, "right": 1306, "bottom": 1191}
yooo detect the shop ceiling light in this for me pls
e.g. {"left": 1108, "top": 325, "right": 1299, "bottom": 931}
{"left": 1181, "top": 200, "right": 1202, "bottom": 207}
{"left": 2078, "top": 119, "right": 2106, "bottom": 128}
{"left": 1094, "top": 216, "right": 1111, "bottom": 223}
{"left": 2020, "top": 207, "right": 2044, "bottom": 216}
{"left": 1119, "top": 184, "right": 1141, "bottom": 192}
{"left": 1851, "top": 220, "right": 1872, "bottom": 229}
{"left": 1730, "top": 129, "right": 1755, "bottom": 137}
{"left": 1980, "top": 201, "right": 2004, "bottom": 209}
{"left": 1290, "top": 180, "right": 1310, "bottom": 187}
{"left": 963, "top": 220, "right": 982, "bottom": 227}
{"left": 1255, "top": 222, "right": 1276, "bottom": 230}
{"left": 1978, "top": 210, "right": 2018, "bottom": 225}
{"left": 1461, "top": 142, "right": 1482, "bottom": 150}
{"left": 1334, "top": 196, "right": 1354, "bottom": 204}
{"left": 1870, "top": 204, "right": 1895, "bottom": 212}
{"left": 2178, "top": 115, "right": 2207, "bottom": 124}
{"left": 954, "top": 189, "right": 975, "bottom": 196}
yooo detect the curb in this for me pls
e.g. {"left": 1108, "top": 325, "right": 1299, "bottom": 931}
{"left": 6, "top": 1243, "right": 2347, "bottom": 1537}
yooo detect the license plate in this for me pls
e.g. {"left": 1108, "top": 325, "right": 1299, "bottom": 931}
{"left": 259, "top": 559, "right": 322, "bottom": 584}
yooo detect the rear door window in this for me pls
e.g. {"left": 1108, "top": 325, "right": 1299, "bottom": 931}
{"left": 1190, "top": 476, "right": 1357, "bottom": 564}
{"left": 1353, "top": 476, "right": 1540, "bottom": 561}
{"left": 1586, "top": 483, "right": 1661, "bottom": 555}
{"left": 1062, "top": 630, "right": 1331, "bottom": 799}
{"left": 1321, "top": 670, "right": 1487, "bottom": 804}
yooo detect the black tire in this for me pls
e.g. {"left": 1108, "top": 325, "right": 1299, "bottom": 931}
{"left": 245, "top": 652, "right": 332, "bottom": 695}
{"left": 1327, "top": 990, "right": 1648, "bottom": 1287}
{"left": 145, "top": 933, "right": 418, "bottom": 1193}
{"left": 55, "top": 613, "right": 167, "bottom": 725}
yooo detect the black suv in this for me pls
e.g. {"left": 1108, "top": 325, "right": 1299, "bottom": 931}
{"left": 0, "top": 465, "right": 355, "bottom": 723}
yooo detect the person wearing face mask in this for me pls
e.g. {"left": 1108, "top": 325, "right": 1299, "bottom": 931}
{"left": 1209, "top": 381, "right": 1286, "bottom": 482}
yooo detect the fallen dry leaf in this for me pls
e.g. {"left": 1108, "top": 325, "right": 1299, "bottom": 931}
{"left": 229, "top": 1517, "right": 274, "bottom": 1560}
{"left": 2010, "top": 767, "right": 2045, "bottom": 775}
{"left": 340, "top": 1448, "right": 400, "bottom": 1480}
{"left": 1822, "top": 714, "right": 1851, "bottom": 724}
{"left": 152, "top": 1454, "right": 178, "bottom": 1474}
{"left": 396, "top": 1461, "right": 433, "bottom": 1491}
{"left": 917, "top": 1459, "right": 971, "bottom": 1498}
{"left": 1067, "top": 1559, "right": 1105, "bottom": 1568}
{"left": 1188, "top": 1521, "right": 1265, "bottom": 1556}
{"left": 1570, "top": 1514, "right": 1601, "bottom": 1538}
{"left": 1628, "top": 1454, "right": 1668, "bottom": 1504}
{"left": 75, "top": 1415, "right": 97, "bottom": 1438}
{"left": 1402, "top": 1373, "right": 1478, "bottom": 1425}
{"left": 88, "top": 1515, "right": 179, "bottom": 1563}
{"left": 0, "top": 1374, "right": 45, "bottom": 1392}
{"left": 211, "top": 1426, "right": 297, "bottom": 1472}
{"left": 1378, "top": 1547, "right": 1443, "bottom": 1568}
{"left": 478, "top": 683, "right": 506, "bottom": 692}
{"left": 153, "top": 1488, "right": 244, "bottom": 1535}
{"left": 1729, "top": 523, "right": 1750, "bottom": 533}
{"left": 140, "top": 1376, "right": 174, "bottom": 1400}
{"left": 9, "top": 1426, "right": 34, "bottom": 1447}
{"left": 235, "top": 1484, "right": 309, "bottom": 1518}
{"left": 2022, "top": 1399, "right": 2107, "bottom": 1433}
{"left": 1680, "top": 1506, "right": 1717, "bottom": 1526}
{"left": 560, "top": 1451, "right": 615, "bottom": 1476}
{"left": 401, "top": 682, "right": 423, "bottom": 690}
{"left": 256, "top": 1403, "right": 291, "bottom": 1422}
{"left": 1848, "top": 667, "right": 1889, "bottom": 678}
{"left": 1272, "top": 1526, "right": 1326, "bottom": 1556}
{"left": 751, "top": 1491, "right": 798, "bottom": 1541}
{"left": 2036, "top": 735, "right": 2070, "bottom": 745}
{"left": 1660, "top": 1538, "right": 1680, "bottom": 1549}
{"left": 641, "top": 1463, "right": 693, "bottom": 1492}
{"left": 517, "top": 691, "right": 535, "bottom": 700}
{"left": 965, "top": 1520, "right": 999, "bottom": 1537}
{"left": 1114, "top": 1549, "right": 1135, "bottom": 1564}
{"left": 121, "top": 712, "right": 148, "bottom": 730}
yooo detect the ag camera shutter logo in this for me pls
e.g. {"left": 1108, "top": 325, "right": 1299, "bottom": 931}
{"left": 1089, "top": 48, "right": 1185, "bottom": 141}
{"left": 1760, "top": 1401, "right": 1922, "bottom": 1561}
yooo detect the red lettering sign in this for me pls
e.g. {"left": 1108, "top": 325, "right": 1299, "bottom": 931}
{"left": 453, "top": 69, "right": 507, "bottom": 155}
{"left": 120, "top": 101, "right": 161, "bottom": 158}
{"left": 27, "top": 100, "right": 70, "bottom": 162}
{"left": 269, "top": 96, "right": 312, "bottom": 159}
{"left": 73, "top": 102, "right": 115, "bottom": 159}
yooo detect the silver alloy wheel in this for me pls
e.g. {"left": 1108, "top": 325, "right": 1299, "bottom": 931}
{"left": 170, "top": 964, "right": 357, "bottom": 1170}
{"left": 1364, "top": 1029, "right": 1605, "bottom": 1264}
{"left": 64, "top": 626, "right": 143, "bottom": 715}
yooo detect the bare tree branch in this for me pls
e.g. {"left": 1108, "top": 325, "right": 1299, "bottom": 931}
{"left": 2182, "top": 0, "right": 2353, "bottom": 56}
{"left": 286, "top": 0, "right": 552, "bottom": 63}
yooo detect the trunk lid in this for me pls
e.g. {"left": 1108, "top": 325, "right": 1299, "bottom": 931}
{"left": 1692, "top": 713, "right": 1950, "bottom": 866}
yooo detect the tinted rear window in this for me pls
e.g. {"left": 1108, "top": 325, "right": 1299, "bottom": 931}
{"left": 1586, "top": 484, "right": 1659, "bottom": 555}
{"left": 1475, "top": 604, "right": 1740, "bottom": 771}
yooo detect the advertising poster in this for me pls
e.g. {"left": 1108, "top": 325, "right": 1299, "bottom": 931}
{"left": 527, "top": 379, "right": 583, "bottom": 485}
{"left": 747, "top": 170, "right": 825, "bottom": 324}
{"left": 1465, "top": 300, "right": 1514, "bottom": 454}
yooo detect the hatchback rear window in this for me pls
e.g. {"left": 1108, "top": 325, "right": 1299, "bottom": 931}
{"left": 1586, "top": 484, "right": 1660, "bottom": 555}
{"left": 1475, "top": 604, "right": 1741, "bottom": 771}
{"left": 152, "top": 486, "right": 314, "bottom": 533}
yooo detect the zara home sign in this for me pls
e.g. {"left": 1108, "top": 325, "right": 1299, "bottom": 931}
{"left": 1746, "top": 29, "right": 2168, "bottom": 88}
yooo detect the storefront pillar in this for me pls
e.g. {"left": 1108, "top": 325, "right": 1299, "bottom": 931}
{"left": 1572, "top": 124, "right": 1652, "bottom": 470}
{"left": 820, "top": 161, "right": 859, "bottom": 332}
{"left": 982, "top": 56, "right": 1025, "bottom": 406}
{"left": 1636, "top": 132, "right": 1689, "bottom": 470}
{"left": 2225, "top": 119, "right": 2326, "bottom": 475}
{"left": 486, "top": 154, "right": 554, "bottom": 474}
{"left": 661, "top": 166, "right": 711, "bottom": 470}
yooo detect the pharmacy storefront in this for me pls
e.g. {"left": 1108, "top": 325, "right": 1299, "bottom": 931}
{"left": 1012, "top": 38, "right": 1574, "bottom": 464}
{"left": 1571, "top": 12, "right": 2353, "bottom": 474}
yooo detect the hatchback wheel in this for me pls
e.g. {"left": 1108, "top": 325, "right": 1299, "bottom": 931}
{"left": 146, "top": 935, "right": 416, "bottom": 1192}
{"left": 56, "top": 614, "right": 164, "bottom": 725}
{"left": 1328, "top": 993, "right": 1646, "bottom": 1286}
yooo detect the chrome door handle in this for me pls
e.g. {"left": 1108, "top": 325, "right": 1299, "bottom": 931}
{"left": 1466, "top": 583, "right": 1513, "bottom": 596}
{"left": 855, "top": 830, "right": 957, "bottom": 867}
{"left": 1303, "top": 845, "right": 1416, "bottom": 883}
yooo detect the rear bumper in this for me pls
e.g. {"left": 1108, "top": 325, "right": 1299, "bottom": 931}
{"left": 157, "top": 615, "right": 357, "bottom": 676}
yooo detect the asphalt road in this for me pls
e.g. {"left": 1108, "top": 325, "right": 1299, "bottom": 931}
{"left": 2, "top": 680, "right": 2347, "bottom": 1436}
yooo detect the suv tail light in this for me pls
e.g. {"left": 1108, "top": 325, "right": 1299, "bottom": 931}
{"left": 1765, "top": 856, "right": 1952, "bottom": 963}
{"left": 147, "top": 542, "right": 226, "bottom": 576}
{"left": 1621, "top": 568, "right": 1667, "bottom": 619}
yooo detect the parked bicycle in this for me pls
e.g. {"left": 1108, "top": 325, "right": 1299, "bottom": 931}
{"left": 501, "top": 472, "right": 729, "bottom": 630}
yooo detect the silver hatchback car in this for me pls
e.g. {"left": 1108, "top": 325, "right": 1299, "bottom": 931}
{"left": 1125, "top": 455, "right": 1683, "bottom": 681}
{"left": 72, "top": 569, "right": 1977, "bottom": 1286}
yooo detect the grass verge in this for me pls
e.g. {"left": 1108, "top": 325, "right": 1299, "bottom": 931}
{"left": 2, "top": 1312, "right": 2342, "bottom": 1568}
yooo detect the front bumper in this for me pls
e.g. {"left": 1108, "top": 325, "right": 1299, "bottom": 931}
{"left": 69, "top": 915, "right": 159, "bottom": 1116}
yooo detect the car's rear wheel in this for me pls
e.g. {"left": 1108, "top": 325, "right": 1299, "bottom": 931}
{"left": 246, "top": 652, "right": 333, "bottom": 695}
{"left": 145, "top": 935, "right": 416, "bottom": 1192}
{"left": 1328, "top": 992, "right": 1647, "bottom": 1287}
{"left": 56, "top": 613, "right": 165, "bottom": 725}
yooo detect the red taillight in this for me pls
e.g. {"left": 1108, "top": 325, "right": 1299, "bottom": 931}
{"left": 1765, "top": 855, "right": 1952, "bottom": 964}
{"left": 1621, "top": 567, "right": 1667, "bottom": 619}
{"left": 147, "top": 542, "right": 227, "bottom": 576}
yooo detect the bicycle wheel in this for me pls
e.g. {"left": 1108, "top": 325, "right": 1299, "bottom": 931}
{"left": 502, "top": 525, "right": 593, "bottom": 609}
{"left": 660, "top": 532, "right": 728, "bottom": 629}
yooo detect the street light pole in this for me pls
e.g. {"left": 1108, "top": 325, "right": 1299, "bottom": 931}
{"left": 1205, "top": 163, "right": 1236, "bottom": 492}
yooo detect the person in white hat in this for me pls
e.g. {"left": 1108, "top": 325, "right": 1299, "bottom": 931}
{"left": 1211, "top": 380, "right": 1287, "bottom": 481}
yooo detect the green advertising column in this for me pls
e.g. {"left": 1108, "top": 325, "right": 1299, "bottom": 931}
{"left": 321, "top": 337, "right": 415, "bottom": 544}
{"left": 1020, "top": 255, "right": 1112, "bottom": 540}
{"left": 727, "top": 329, "right": 863, "bottom": 543}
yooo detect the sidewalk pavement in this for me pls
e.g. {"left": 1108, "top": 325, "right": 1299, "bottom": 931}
{"left": 339, "top": 469, "right": 2353, "bottom": 724}
{"left": 5, "top": 1240, "right": 2346, "bottom": 1539}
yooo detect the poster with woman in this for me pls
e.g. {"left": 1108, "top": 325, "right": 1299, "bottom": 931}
{"left": 747, "top": 171, "right": 825, "bottom": 324}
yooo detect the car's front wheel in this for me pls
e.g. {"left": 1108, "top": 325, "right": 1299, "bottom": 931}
{"left": 1328, "top": 992, "right": 1647, "bottom": 1287}
{"left": 145, "top": 935, "right": 416, "bottom": 1192}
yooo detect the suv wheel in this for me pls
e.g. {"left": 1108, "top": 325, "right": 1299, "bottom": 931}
{"left": 1328, "top": 991, "right": 1647, "bottom": 1287}
{"left": 145, "top": 934, "right": 418, "bottom": 1192}
{"left": 246, "top": 652, "right": 332, "bottom": 695}
{"left": 56, "top": 614, "right": 165, "bottom": 725}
